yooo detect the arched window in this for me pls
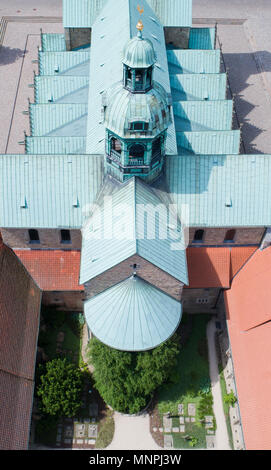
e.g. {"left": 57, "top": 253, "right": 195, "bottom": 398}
{"left": 29, "top": 229, "right": 40, "bottom": 244}
{"left": 224, "top": 229, "right": 236, "bottom": 243}
{"left": 129, "top": 143, "right": 145, "bottom": 159}
{"left": 193, "top": 229, "right": 204, "bottom": 243}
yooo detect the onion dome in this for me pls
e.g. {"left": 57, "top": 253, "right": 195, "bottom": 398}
{"left": 104, "top": 81, "right": 171, "bottom": 138}
{"left": 122, "top": 29, "right": 157, "bottom": 69}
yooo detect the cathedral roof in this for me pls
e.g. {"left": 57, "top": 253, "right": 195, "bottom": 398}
{"left": 84, "top": 275, "right": 182, "bottom": 351}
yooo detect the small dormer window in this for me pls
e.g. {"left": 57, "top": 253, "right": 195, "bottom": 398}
{"left": 130, "top": 122, "right": 149, "bottom": 132}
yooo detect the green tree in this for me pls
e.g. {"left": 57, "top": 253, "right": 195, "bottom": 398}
{"left": 37, "top": 358, "right": 84, "bottom": 417}
{"left": 88, "top": 334, "right": 180, "bottom": 414}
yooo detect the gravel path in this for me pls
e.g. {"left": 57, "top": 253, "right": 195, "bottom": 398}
{"left": 106, "top": 412, "right": 162, "bottom": 450}
{"left": 207, "top": 319, "right": 231, "bottom": 450}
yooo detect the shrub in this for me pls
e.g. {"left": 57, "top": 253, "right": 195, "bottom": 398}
{"left": 37, "top": 358, "right": 85, "bottom": 417}
{"left": 224, "top": 390, "right": 237, "bottom": 407}
{"left": 88, "top": 334, "right": 180, "bottom": 414}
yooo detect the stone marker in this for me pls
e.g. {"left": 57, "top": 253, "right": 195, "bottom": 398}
{"left": 172, "top": 427, "right": 180, "bottom": 433}
{"left": 88, "top": 424, "right": 98, "bottom": 438}
{"left": 153, "top": 427, "right": 157, "bottom": 432}
{"left": 188, "top": 403, "right": 196, "bottom": 416}
{"left": 180, "top": 425, "right": 185, "bottom": 433}
{"left": 185, "top": 417, "right": 190, "bottom": 423}
{"left": 179, "top": 416, "right": 184, "bottom": 424}
{"left": 191, "top": 417, "right": 196, "bottom": 423}
{"left": 163, "top": 414, "right": 172, "bottom": 430}
{"left": 75, "top": 423, "right": 85, "bottom": 438}
{"left": 178, "top": 404, "right": 184, "bottom": 415}
{"left": 164, "top": 435, "right": 173, "bottom": 449}
{"left": 88, "top": 439, "right": 96, "bottom": 445}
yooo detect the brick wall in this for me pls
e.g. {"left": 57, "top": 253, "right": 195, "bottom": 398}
{"left": 1, "top": 228, "right": 82, "bottom": 250}
{"left": 182, "top": 287, "right": 221, "bottom": 313}
{"left": 42, "top": 291, "right": 84, "bottom": 311}
{"left": 85, "top": 254, "right": 183, "bottom": 301}
{"left": 189, "top": 227, "right": 264, "bottom": 246}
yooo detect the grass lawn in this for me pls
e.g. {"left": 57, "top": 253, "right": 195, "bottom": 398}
{"left": 38, "top": 307, "right": 83, "bottom": 365}
{"left": 95, "top": 409, "right": 115, "bottom": 449}
{"left": 157, "top": 314, "right": 215, "bottom": 449}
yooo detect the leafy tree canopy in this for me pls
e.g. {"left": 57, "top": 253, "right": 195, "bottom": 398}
{"left": 37, "top": 358, "right": 85, "bottom": 417}
{"left": 88, "top": 334, "right": 180, "bottom": 414}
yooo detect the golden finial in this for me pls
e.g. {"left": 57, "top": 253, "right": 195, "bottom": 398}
{"left": 136, "top": 19, "right": 144, "bottom": 31}
{"left": 136, "top": 5, "right": 144, "bottom": 34}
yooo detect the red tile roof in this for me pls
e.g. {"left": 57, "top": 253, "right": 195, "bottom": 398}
{"left": 15, "top": 250, "right": 83, "bottom": 291}
{"left": 187, "top": 247, "right": 230, "bottom": 288}
{"left": 187, "top": 247, "right": 258, "bottom": 288}
{"left": 0, "top": 244, "right": 41, "bottom": 449}
{"left": 230, "top": 246, "right": 258, "bottom": 280}
{"left": 224, "top": 247, "right": 271, "bottom": 450}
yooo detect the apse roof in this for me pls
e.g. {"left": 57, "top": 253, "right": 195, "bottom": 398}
{"left": 84, "top": 275, "right": 182, "bottom": 351}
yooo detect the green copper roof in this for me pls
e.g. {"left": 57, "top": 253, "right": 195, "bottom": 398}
{"left": 63, "top": 0, "right": 192, "bottom": 28}
{"left": 177, "top": 130, "right": 240, "bottom": 155}
{"left": 166, "top": 154, "right": 271, "bottom": 227}
{"left": 189, "top": 28, "right": 216, "bottom": 50}
{"left": 86, "top": 0, "right": 177, "bottom": 155}
{"left": 0, "top": 154, "right": 104, "bottom": 229}
{"left": 41, "top": 33, "right": 66, "bottom": 52}
{"left": 63, "top": 0, "right": 107, "bottom": 28}
{"left": 80, "top": 177, "right": 188, "bottom": 285}
{"left": 34, "top": 76, "right": 89, "bottom": 104}
{"left": 84, "top": 275, "right": 182, "bottom": 351}
{"left": 122, "top": 32, "right": 157, "bottom": 68}
{"left": 104, "top": 81, "right": 170, "bottom": 139}
{"left": 173, "top": 100, "right": 233, "bottom": 132}
{"left": 29, "top": 103, "right": 88, "bottom": 136}
{"left": 38, "top": 50, "right": 90, "bottom": 76}
{"left": 167, "top": 49, "right": 221, "bottom": 75}
{"left": 148, "top": 0, "right": 192, "bottom": 27}
{"left": 170, "top": 74, "right": 227, "bottom": 102}
{"left": 26, "top": 136, "right": 86, "bottom": 154}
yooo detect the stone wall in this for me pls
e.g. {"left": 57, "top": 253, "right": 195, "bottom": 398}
{"left": 189, "top": 227, "right": 264, "bottom": 246}
{"left": 182, "top": 287, "right": 220, "bottom": 313}
{"left": 1, "top": 228, "right": 82, "bottom": 250}
{"left": 84, "top": 254, "right": 183, "bottom": 301}
{"left": 65, "top": 28, "right": 91, "bottom": 50}
{"left": 42, "top": 291, "right": 84, "bottom": 311}
{"left": 164, "top": 27, "right": 190, "bottom": 49}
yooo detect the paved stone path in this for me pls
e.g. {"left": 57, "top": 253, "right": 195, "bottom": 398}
{"left": 206, "top": 319, "right": 231, "bottom": 450}
{"left": 106, "top": 412, "right": 162, "bottom": 450}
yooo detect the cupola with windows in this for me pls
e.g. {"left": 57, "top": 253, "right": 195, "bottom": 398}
{"left": 104, "top": 20, "right": 171, "bottom": 183}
